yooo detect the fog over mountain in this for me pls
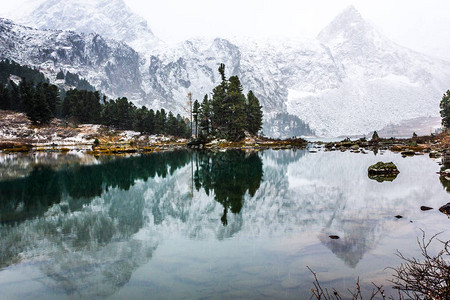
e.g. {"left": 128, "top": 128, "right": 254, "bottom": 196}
{"left": 1, "top": 0, "right": 449, "bottom": 137}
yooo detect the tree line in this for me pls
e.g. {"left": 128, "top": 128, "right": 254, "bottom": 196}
{"left": 1, "top": 60, "right": 264, "bottom": 140}
{"left": 0, "top": 60, "right": 190, "bottom": 137}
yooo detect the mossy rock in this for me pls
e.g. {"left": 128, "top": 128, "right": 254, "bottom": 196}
{"left": 368, "top": 161, "right": 399, "bottom": 182}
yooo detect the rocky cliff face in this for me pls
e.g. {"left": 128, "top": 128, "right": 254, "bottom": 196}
{"left": 0, "top": 18, "right": 143, "bottom": 100}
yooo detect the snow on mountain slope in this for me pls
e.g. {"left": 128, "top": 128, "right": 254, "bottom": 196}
{"left": 18, "top": 0, "right": 161, "bottom": 54}
{"left": 286, "top": 6, "right": 450, "bottom": 136}
{"left": 0, "top": 18, "right": 143, "bottom": 100}
{"left": 3, "top": 4, "right": 450, "bottom": 137}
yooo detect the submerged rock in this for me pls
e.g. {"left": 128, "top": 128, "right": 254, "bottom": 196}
{"left": 368, "top": 161, "right": 400, "bottom": 182}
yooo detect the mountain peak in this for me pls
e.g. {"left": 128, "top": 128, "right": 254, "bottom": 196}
{"left": 18, "top": 0, "right": 161, "bottom": 53}
{"left": 317, "top": 5, "right": 371, "bottom": 45}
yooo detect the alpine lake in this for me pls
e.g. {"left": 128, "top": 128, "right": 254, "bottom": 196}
{"left": 0, "top": 147, "right": 449, "bottom": 299}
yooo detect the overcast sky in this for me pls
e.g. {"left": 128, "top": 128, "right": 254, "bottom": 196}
{"left": 2, "top": 0, "right": 450, "bottom": 61}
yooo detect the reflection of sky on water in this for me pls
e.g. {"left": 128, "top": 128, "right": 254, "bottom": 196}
{"left": 0, "top": 150, "right": 448, "bottom": 299}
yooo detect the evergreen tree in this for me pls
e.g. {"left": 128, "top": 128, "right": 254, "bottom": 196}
{"left": 211, "top": 65, "right": 229, "bottom": 136}
{"left": 226, "top": 76, "right": 247, "bottom": 140}
{"left": 56, "top": 70, "right": 65, "bottom": 80}
{"left": 246, "top": 90, "right": 263, "bottom": 136}
{"left": 154, "top": 110, "right": 162, "bottom": 133}
{"left": 160, "top": 108, "right": 167, "bottom": 134}
{"left": 440, "top": 90, "right": 450, "bottom": 129}
{"left": 134, "top": 106, "right": 148, "bottom": 133}
{"left": 33, "top": 90, "right": 52, "bottom": 124}
{"left": 0, "top": 84, "right": 11, "bottom": 110}
{"left": 199, "top": 94, "right": 211, "bottom": 138}
{"left": 147, "top": 109, "right": 155, "bottom": 134}
{"left": 115, "top": 97, "right": 135, "bottom": 129}
{"left": 372, "top": 131, "right": 380, "bottom": 140}
{"left": 166, "top": 111, "right": 178, "bottom": 136}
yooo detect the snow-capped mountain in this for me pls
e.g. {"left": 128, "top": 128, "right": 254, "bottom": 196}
{"left": 0, "top": 18, "right": 143, "bottom": 100}
{"left": 17, "top": 0, "right": 161, "bottom": 54}
{"left": 2, "top": 2, "right": 450, "bottom": 137}
{"left": 146, "top": 6, "right": 450, "bottom": 136}
{"left": 287, "top": 6, "right": 450, "bottom": 136}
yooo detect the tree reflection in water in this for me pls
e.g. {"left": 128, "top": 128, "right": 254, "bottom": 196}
{"left": 193, "top": 150, "right": 263, "bottom": 225}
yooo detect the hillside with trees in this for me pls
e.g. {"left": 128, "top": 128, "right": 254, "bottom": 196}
{"left": 0, "top": 60, "right": 190, "bottom": 137}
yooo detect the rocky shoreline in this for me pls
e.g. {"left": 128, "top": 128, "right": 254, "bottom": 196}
{"left": 1, "top": 110, "right": 449, "bottom": 156}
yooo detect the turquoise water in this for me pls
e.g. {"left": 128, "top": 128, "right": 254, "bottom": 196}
{"left": 0, "top": 149, "right": 448, "bottom": 299}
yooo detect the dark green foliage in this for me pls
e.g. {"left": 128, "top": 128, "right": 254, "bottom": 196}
{"left": 0, "top": 151, "right": 191, "bottom": 224}
{"left": 76, "top": 78, "right": 95, "bottom": 91}
{"left": 99, "top": 98, "right": 189, "bottom": 137}
{"left": 199, "top": 94, "right": 212, "bottom": 138}
{"left": 0, "top": 59, "right": 48, "bottom": 85}
{"left": 246, "top": 90, "right": 263, "bottom": 135}
{"left": 440, "top": 90, "right": 450, "bottom": 129}
{"left": 0, "top": 60, "right": 188, "bottom": 137}
{"left": 63, "top": 89, "right": 101, "bottom": 124}
{"left": 56, "top": 70, "right": 65, "bottom": 80}
{"left": 201, "top": 64, "right": 263, "bottom": 141}
{"left": 65, "top": 71, "right": 79, "bottom": 86}
{"left": 0, "top": 83, "right": 11, "bottom": 110}
{"left": 64, "top": 71, "right": 95, "bottom": 91}
{"left": 30, "top": 89, "right": 52, "bottom": 124}
{"left": 193, "top": 150, "right": 263, "bottom": 226}
{"left": 372, "top": 130, "right": 380, "bottom": 140}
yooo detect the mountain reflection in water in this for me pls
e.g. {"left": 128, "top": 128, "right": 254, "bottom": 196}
{"left": 0, "top": 149, "right": 448, "bottom": 299}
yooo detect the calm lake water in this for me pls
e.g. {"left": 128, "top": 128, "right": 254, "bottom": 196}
{"left": 0, "top": 149, "right": 449, "bottom": 299}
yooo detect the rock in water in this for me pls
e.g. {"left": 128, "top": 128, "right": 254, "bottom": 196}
{"left": 368, "top": 161, "right": 400, "bottom": 182}
{"left": 439, "top": 203, "right": 450, "bottom": 216}
{"left": 420, "top": 206, "right": 433, "bottom": 211}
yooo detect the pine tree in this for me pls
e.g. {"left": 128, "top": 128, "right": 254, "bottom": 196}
{"left": 440, "top": 90, "right": 450, "bottom": 129}
{"left": 226, "top": 76, "right": 247, "bottom": 140}
{"left": 29, "top": 90, "right": 52, "bottom": 124}
{"left": 372, "top": 131, "right": 380, "bottom": 140}
{"left": 56, "top": 70, "right": 65, "bottom": 80}
{"left": 0, "top": 84, "right": 11, "bottom": 110}
{"left": 199, "top": 94, "right": 211, "bottom": 138}
{"left": 166, "top": 111, "right": 178, "bottom": 136}
{"left": 246, "top": 90, "right": 263, "bottom": 136}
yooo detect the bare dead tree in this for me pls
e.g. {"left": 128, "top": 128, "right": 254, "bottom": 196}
{"left": 389, "top": 230, "right": 450, "bottom": 299}
{"left": 309, "top": 231, "right": 449, "bottom": 300}
{"left": 308, "top": 266, "right": 387, "bottom": 300}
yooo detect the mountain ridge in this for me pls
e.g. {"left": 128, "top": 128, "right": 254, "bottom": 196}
{"left": 1, "top": 2, "right": 450, "bottom": 137}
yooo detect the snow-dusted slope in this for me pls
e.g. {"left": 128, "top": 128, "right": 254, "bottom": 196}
{"left": 287, "top": 6, "right": 450, "bottom": 136}
{"left": 18, "top": 0, "right": 161, "bottom": 54}
{"left": 0, "top": 18, "right": 143, "bottom": 100}
{"left": 145, "top": 6, "right": 450, "bottom": 136}
{"left": 2, "top": 4, "right": 450, "bottom": 137}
